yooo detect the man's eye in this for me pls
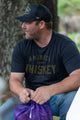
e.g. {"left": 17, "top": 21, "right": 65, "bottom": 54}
{"left": 25, "top": 22, "right": 32, "bottom": 24}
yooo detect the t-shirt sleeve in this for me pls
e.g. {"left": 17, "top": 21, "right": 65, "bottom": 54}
{"left": 61, "top": 40, "right": 80, "bottom": 74}
{"left": 11, "top": 43, "right": 26, "bottom": 72}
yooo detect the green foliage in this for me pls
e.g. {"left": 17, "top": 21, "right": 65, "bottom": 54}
{"left": 67, "top": 32, "right": 76, "bottom": 42}
{"left": 67, "top": 33, "right": 80, "bottom": 52}
{"left": 58, "top": 0, "right": 80, "bottom": 16}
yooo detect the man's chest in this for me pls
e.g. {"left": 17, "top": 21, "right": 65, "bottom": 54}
{"left": 24, "top": 48, "right": 62, "bottom": 77}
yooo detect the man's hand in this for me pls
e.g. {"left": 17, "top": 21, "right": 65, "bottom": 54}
{"left": 19, "top": 88, "right": 34, "bottom": 103}
{"left": 31, "top": 86, "right": 52, "bottom": 105}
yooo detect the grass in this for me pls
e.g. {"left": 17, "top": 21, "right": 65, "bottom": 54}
{"left": 53, "top": 116, "right": 59, "bottom": 120}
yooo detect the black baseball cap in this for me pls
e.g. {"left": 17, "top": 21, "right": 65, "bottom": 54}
{"left": 16, "top": 4, "right": 52, "bottom": 22}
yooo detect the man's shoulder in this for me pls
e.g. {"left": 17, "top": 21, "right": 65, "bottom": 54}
{"left": 15, "top": 38, "right": 31, "bottom": 49}
{"left": 53, "top": 30, "right": 74, "bottom": 44}
{"left": 13, "top": 39, "right": 32, "bottom": 56}
{"left": 17, "top": 38, "right": 30, "bottom": 46}
{"left": 53, "top": 31, "right": 69, "bottom": 40}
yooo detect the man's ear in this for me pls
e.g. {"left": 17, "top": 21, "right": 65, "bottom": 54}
{"left": 39, "top": 20, "right": 46, "bottom": 29}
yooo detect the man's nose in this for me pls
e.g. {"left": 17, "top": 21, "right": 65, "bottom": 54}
{"left": 22, "top": 22, "right": 26, "bottom": 29}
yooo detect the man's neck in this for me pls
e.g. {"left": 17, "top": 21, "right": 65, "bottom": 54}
{"left": 34, "top": 29, "right": 52, "bottom": 48}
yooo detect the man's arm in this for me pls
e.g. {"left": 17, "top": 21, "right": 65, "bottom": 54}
{"left": 50, "top": 69, "right": 80, "bottom": 95}
{"left": 31, "top": 69, "right": 80, "bottom": 104}
{"left": 9, "top": 72, "right": 33, "bottom": 103}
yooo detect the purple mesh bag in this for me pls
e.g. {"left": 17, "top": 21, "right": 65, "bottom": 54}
{"left": 14, "top": 100, "right": 53, "bottom": 120}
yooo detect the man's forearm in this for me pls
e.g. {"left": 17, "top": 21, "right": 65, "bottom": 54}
{"left": 9, "top": 78, "right": 25, "bottom": 97}
{"left": 49, "top": 71, "right": 80, "bottom": 97}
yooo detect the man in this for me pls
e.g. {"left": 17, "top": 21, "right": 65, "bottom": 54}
{"left": 1, "top": 4, "right": 80, "bottom": 120}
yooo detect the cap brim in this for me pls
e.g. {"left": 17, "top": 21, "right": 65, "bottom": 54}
{"left": 16, "top": 15, "right": 35, "bottom": 22}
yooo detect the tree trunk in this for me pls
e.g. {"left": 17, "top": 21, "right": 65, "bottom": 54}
{"left": 42, "top": 0, "right": 58, "bottom": 31}
{"left": 0, "top": 0, "right": 28, "bottom": 84}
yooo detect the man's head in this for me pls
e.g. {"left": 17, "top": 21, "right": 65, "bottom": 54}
{"left": 16, "top": 4, "right": 53, "bottom": 23}
{"left": 16, "top": 4, "right": 53, "bottom": 40}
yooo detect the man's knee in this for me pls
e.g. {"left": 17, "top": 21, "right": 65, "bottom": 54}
{"left": 0, "top": 96, "right": 20, "bottom": 113}
{"left": 0, "top": 96, "right": 21, "bottom": 120}
{"left": 59, "top": 91, "right": 77, "bottom": 120}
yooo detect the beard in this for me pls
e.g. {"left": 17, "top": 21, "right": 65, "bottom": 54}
{"left": 25, "top": 31, "right": 40, "bottom": 41}
{"left": 25, "top": 34, "right": 33, "bottom": 40}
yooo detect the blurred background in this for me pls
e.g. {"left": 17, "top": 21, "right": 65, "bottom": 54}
{"left": 0, "top": 0, "right": 80, "bottom": 119}
{"left": 58, "top": 0, "right": 80, "bottom": 52}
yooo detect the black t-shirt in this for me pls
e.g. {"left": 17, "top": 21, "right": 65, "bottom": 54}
{"left": 11, "top": 31, "right": 80, "bottom": 90}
